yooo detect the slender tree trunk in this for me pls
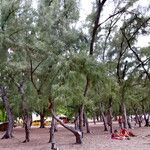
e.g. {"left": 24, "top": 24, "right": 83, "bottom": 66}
{"left": 100, "top": 103, "right": 108, "bottom": 131}
{"left": 101, "top": 112, "right": 108, "bottom": 131}
{"left": 107, "top": 97, "right": 113, "bottom": 133}
{"left": 134, "top": 110, "right": 142, "bottom": 127}
{"left": 18, "top": 81, "right": 31, "bottom": 142}
{"left": 0, "top": 86, "right": 14, "bottom": 139}
{"left": 49, "top": 116, "right": 55, "bottom": 143}
{"left": 74, "top": 113, "right": 79, "bottom": 130}
{"left": 79, "top": 104, "right": 84, "bottom": 137}
{"left": 100, "top": 115, "right": 103, "bottom": 122}
{"left": 96, "top": 114, "right": 100, "bottom": 122}
{"left": 127, "top": 116, "right": 132, "bottom": 129}
{"left": 144, "top": 114, "right": 150, "bottom": 127}
{"left": 93, "top": 113, "right": 96, "bottom": 124}
{"left": 40, "top": 113, "right": 45, "bottom": 128}
{"left": 141, "top": 103, "right": 150, "bottom": 127}
{"left": 83, "top": 111, "right": 91, "bottom": 133}
{"left": 23, "top": 113, "right": 31, "bottom": 143}
{"left": 138, "top": 116, "right": 142, "bottom": 128}
{"left": 83, "top": 112, "right": 85, "bottom": 127}
{"left": 122, "top": 102, "right": 128, "bottom": 129}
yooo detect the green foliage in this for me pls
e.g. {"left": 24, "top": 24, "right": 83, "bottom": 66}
{"left": 0, "top": 0, "right": 150, "bottom": 120}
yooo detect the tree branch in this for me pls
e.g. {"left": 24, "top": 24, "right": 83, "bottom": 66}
{"left": 89, "top": 0, "right": 107, "bottom": 55}
{"left": 122, "top": 30, "right": 150, "bottom": 80}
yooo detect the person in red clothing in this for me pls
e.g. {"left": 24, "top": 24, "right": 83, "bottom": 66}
{"left": 120, "top": 128, "right": 136, "bottom": 138}
{"left": 111, "top": 130, "right": 124, "bottom": 140}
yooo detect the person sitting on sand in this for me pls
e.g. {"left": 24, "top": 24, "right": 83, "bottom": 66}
{"left": 111, "top": 130, "right": 124, "bottom": 140}
{"left": 120, "top": 128, "right": 136, "bottom": 137}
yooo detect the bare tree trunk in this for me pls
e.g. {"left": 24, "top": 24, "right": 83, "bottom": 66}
{"left": 23, "top": 113, "right": 31, "bottom": 143}
{"left": 107, "top": 97, "right": 113, "bottom": 133}
{"left": 74, "top": 113, "right": 79, "bottom": 130}
{"left": 54, "top": 120, "right": 58, "bottom": 132}
{"left": 141, "top": 103, "right": 150, "bottom": 127}
{"left": 40, "top": 113, "right": 45, "bottom": 128}
{"left": 79, "top": 104, "right": 84, "bottom": 137}
{"left": 96, "top": 114, "right": 100, "bottom": 122}
{"left": 127, "top": 116, "right": 132, "bottom": 129}
{"left": 93, "top": 113, "right": 96, "bottom": 124}
{"left": 0, "top": 86, "right": 14, "bottom": 139}
{"left": 100, "top": 102, "right": 108, "bottom": 131}
{"left": 49, "top": 102, "right": 82, "bottom": 144}
{"left": 144, "top": 114, "right": 150, "bottom": 127}
{"left": 18, "top": 81, "right": 31, "bottom": 142}
{"left": 121, "top": 100, "right": 128, "bottom": 129}
{"left": 49, "top": 116, "right": 55, "bottom": 143}
{"left": 101, "top": 112, "right": 108, "bottom": 131}
{"left": 83, "top": 111, "right": 91, "bottom": 133}
{"left": 134, "top": 110, "right": 142, "bottom": 127}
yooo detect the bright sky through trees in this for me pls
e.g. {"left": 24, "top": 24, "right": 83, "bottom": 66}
{"left": 32, "top": 0, "right": 149, "bottom": 47}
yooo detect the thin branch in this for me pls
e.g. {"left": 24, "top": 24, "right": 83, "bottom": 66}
{"left": 122, "top": 30, "right": 150, "bottom": 80}
{"left": 102, "top": 13, "right": 123, "bottom": 61}
{"left": 98, "top": 7, "right": 126, "bottom": 27}
{"left": 29, "top": 58, "right": 38, "bottom": 92}
{"left": 1, "top": 3, "right": 18, "bottom": 31}
{"left": 32, "top": 58, "right": 46, "bottom": 74}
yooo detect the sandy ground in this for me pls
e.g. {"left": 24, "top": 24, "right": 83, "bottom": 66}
{"left": 0, "top": 122, "right": 150, "bottom": 150}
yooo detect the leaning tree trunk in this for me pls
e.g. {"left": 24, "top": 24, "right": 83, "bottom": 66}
{"left": 48, "top": 102, "right": 82, "bottom": 144}
{"left": 101, "top": 112, "right": 108, "bottom": 131}
{"left": 18, "top": 81, "right": 31, "bottom": 142}
{"left": 100, "top": 103, "right": 108, "bottom": 131}
{"left": 83, "top": 111, "right": 91, "bottom": 133}
{"left": 0, "top": 86, "right": 14, "bottom": 139}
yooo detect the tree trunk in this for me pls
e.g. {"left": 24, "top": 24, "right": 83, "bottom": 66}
{"left": 74, "top": 113, "right": 79, "bottom": 130}
{"left": 101, "top": 112, "right": 108, "bottom": 131}
{"left": 93, "top": 113, "right": 96, "bottom": 124}
{"left": 79, "top": 104, "right": 84, "bottom": 137}
{"left": 0, "top": 86, "right": 14, "bottom": 139}
{"left": 138, "top": 116, "right": 142, "bottom": 127}
{"left": 18, "top": 81, "right": 31, "bottom": 142}
{"left": 121, "top": 101, "right": 128, "bottom": 129}
{"left": 83, "top": 111, "right": 91, "bottom": 133}
{"left": 40, "top": 113, "right": 45, "bottom": 128}
{"left": 127, "top": 116, "right": 132, "bottom": 129}
{"left": 134, "top": 111, "right": 142, "bottom": 128}
{"left": 107, "top": 97, "right": 113, "bottom": 133}
{"left": 54, "top": 120, "right": 58, "bottom": 132}
{"left": 49, "top": 104, "right": 82, "bottom": 144}
{"left": 144, "top": 114, "right": 150, "bottom": 127}
{"left": 96, "top": 114, "right": 100, "bottom": 122}
{"left": 49, "top": 116, "right": 55, "bottom": 143}
{"left": 100, "top": 103, "right": 108, "bottom": 131}
{"left": 141, "top": 103, "right": 150, "bottom": 127}
{"left": 23, "top": 113, "right": 31, "bottom": 143}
